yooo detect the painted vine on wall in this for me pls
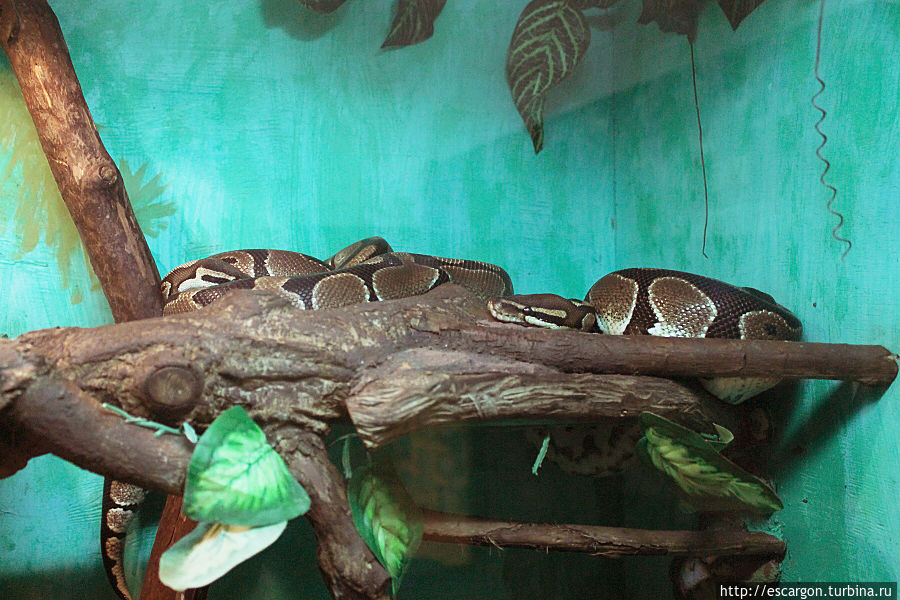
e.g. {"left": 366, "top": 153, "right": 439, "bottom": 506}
{"left": 297, "top": 0, "right": 767, "bottom": 152}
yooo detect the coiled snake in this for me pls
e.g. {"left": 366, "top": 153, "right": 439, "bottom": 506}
{"left": 102, "top": 241, "right": 800, "bottom": 597}
{"left": 488, "top": 267, "right": 802, "bottom": 476}
{"left": 101, "top": 237, "right": 512, "bottom": 600}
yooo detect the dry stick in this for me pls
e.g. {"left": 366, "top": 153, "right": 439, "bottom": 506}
{"left": 0, "top": 2, "right": 196, "bottom": 598}
{"left": 422, "top": 510, "right": 786, "bottom": 558}
{"left": 453, "top": 324, "right": 898, "bottom": 385}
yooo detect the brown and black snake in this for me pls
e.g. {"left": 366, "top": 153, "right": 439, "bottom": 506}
{"left": 101, "top": 237, "right": 513, "bottom": 600}
{"left": 102, "top": 241, "right": 800, "bottom": 597}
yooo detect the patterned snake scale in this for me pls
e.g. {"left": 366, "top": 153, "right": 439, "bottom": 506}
{"left": 488, "top": 267, "right": 802, "bottom": 477}
{"left": 101, "top": 237, "right": 512, "bottom": 600}
{"left": 103, "top": 241, "right": 800, "bottom": 594}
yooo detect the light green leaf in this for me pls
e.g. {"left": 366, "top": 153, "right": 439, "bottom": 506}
{"left": 701, "top": 423, "right": 734, "bottom": 452}
{"left": 506, "top": 0, "right": 590, "bottom": 153}
{"left": 382, "top": 0, "right": 447, "bottom": 49}
{"left": 348, "top": 463, "right": 423, "bottom": 597}
{"left": 531, "top": 432, "right": 551, "bottom": 475}
{"left": 159, "top": 520, "right": 287, "bottom": 591}
{"left": 638, "top": 412, "right": 782, "bottom": 514}
{"left": 184, "top": 406, "right": 310, "bottom": 526}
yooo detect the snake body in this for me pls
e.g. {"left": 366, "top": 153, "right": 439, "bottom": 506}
{"left": 490, "top": 267, "right": 802, "bottom": 404}
{"left": 489, "top": 268, "right": 802, "bottom": 477}
{"left": 103, "top": 244, "right": 800, "bottom": 594}
{"left": 101, "top": 238, "right": 512, "bottom": 600}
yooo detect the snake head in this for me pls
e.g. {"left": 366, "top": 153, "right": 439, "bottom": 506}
{"left": 487, "top": 294, "right": 598, "bottom": 332}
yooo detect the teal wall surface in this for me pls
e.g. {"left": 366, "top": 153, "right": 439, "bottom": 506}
{"left": 0, "top": 1, "right": 897, "bottom": 598}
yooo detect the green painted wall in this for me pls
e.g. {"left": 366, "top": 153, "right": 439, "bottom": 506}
{"left": 0, "top": 1, "right": 897, "bottom": 598}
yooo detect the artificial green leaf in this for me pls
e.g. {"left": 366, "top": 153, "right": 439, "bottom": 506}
{"left": 531, "top": 432, "right": 551, "bottom": 475}
{"left": 700, "top": 423, "right": 734, "bottom": 452}
{"left": 382, "top": 0, "right": 447, "bottom": 48}
{"left": 638, "top": 412, "right": 783, "bottom": 514}
{"left": 717, "top": 0, "right": 766, "bottom": 30}
{"left": 184, "top": 406, "right": 310, "bottom": 526}
{"left": 159, "top": 520, "right": 287, "bottom": 590}
{"left": 298, "top": 0, "right": 350, "bottom": 14}
{"left": 348, "top": 463, "right": 423, "bottom": 596}
{"left": 637, "top": 0, "right": 701, "bottom": 41}
{"left": 506, "top": 0, "right": 591, "bottom": 153}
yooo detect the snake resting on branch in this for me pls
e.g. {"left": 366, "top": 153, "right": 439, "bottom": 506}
{"left": 101, "top": 237, "right": 801, "bottom": 599}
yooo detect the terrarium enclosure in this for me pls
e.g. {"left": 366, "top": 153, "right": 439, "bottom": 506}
{"left": 0, "top": 1, "right": 898, "bottom": 599}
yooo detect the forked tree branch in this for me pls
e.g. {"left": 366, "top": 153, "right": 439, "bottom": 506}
{"left": 1, "top": 2, "right": 896, "bottom": 600}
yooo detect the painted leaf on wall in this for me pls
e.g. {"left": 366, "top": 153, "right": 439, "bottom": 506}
{"left": 637, "top": 0, "right": 701, "bottom": 41}
{"left": 717, "top": 0, "right": 766, "bottom": 30}
{"left": 506, "top": 0, "right": 591, "bottom": 153}
{"left": 1, "top": 69, "right": 174, "bottom": 305}
{"left": 637, "top": 412, "right": 783, "bottom": 514}
{"left": 298, "top": 0, "right": 350, "bottom": 14}
{"left": 383, "top": 0, "right": 448, "bottom": 48}
{"left": 568, "top": 0, "right": 622, "bottom": 8}
{"left": 348, "top": 462, "right": 424, "bottom": 596}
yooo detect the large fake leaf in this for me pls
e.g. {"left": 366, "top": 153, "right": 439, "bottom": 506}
{"left": 717, "top": 0, "right": 766, "bottom": 29}
{"left": 506, "top": 0, "right": 590, "bottom": 153}
{"left": 159, "top": 521, "right": 287, "bottom": 591}
{"left": 637, "top": 412, "right": 783, "bottom": 514}
{"left": 184, "top": 406, "right": 310, "bottom": 526}
{"left": 638, "top": 0, "right": 701, "bottom": 41}
{"left": 348, "top": 463, "right": 424, "bottom": 596}
{"left": 382, "top": 0, "right": 448, "bottom": 48}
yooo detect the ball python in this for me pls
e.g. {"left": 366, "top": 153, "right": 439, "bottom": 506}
{"left": 488, "top": 268, "right": 802, "bottom": 476}
{"left": 101, "top": 237, "right": 513, "bottom": 600}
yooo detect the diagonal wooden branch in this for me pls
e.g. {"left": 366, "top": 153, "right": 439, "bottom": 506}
{"left": 0, "top": 0, "right": 162, "bottom": 322}
{"left": 346, "top": 348, "right": 741, "bottom": 449}
{"left": 0, "top": 2, "right": 191, "bottom": 597}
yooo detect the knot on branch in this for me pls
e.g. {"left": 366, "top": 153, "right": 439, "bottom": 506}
{"left": 143, "top": 366, "right": 203, "bottom": 420}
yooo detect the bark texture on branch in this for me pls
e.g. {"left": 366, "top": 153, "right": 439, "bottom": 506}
{"left": 451, "top": 325, "right": 898, "bottom": 385}
{"left": 347, "top": 348, "right": 739, "bottom": 448}
{"left": 2, "top": 285, "right": 896, "bottom": 478}
{"left": 421, "top": 510, "right": 786, "bottom": 558}
{"left": 272, "top": 427, "right": 392, "bottom": 600}
{"left": 8, "top": 374, "right": 190, "bottom": 494}
{"left": 0, "top": 0, "right": 162, "bottom": 323}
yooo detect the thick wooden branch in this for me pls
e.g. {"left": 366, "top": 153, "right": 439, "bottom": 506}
{"left": 7, "top": 374, "right": 190, "bottom": 493}
{"left": 272, "top": 427, "right": 392, "bottom": 600}
{"left": 451, "top": 324, "right": 898, "bottom": 385}
{"left": 346, "top": 349, "right": 739, "bottom": 448}
{"left": 0, "top": 285, "right": 892, "bottom": 598}
{"left": 421, "top": 510, "right": 786, "bottom": 558}
{"left": 1, "top": 284, "right": 894, "bottom": 496}
{"left": 0, "top": 0, "right": 162, "bottom": 322}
